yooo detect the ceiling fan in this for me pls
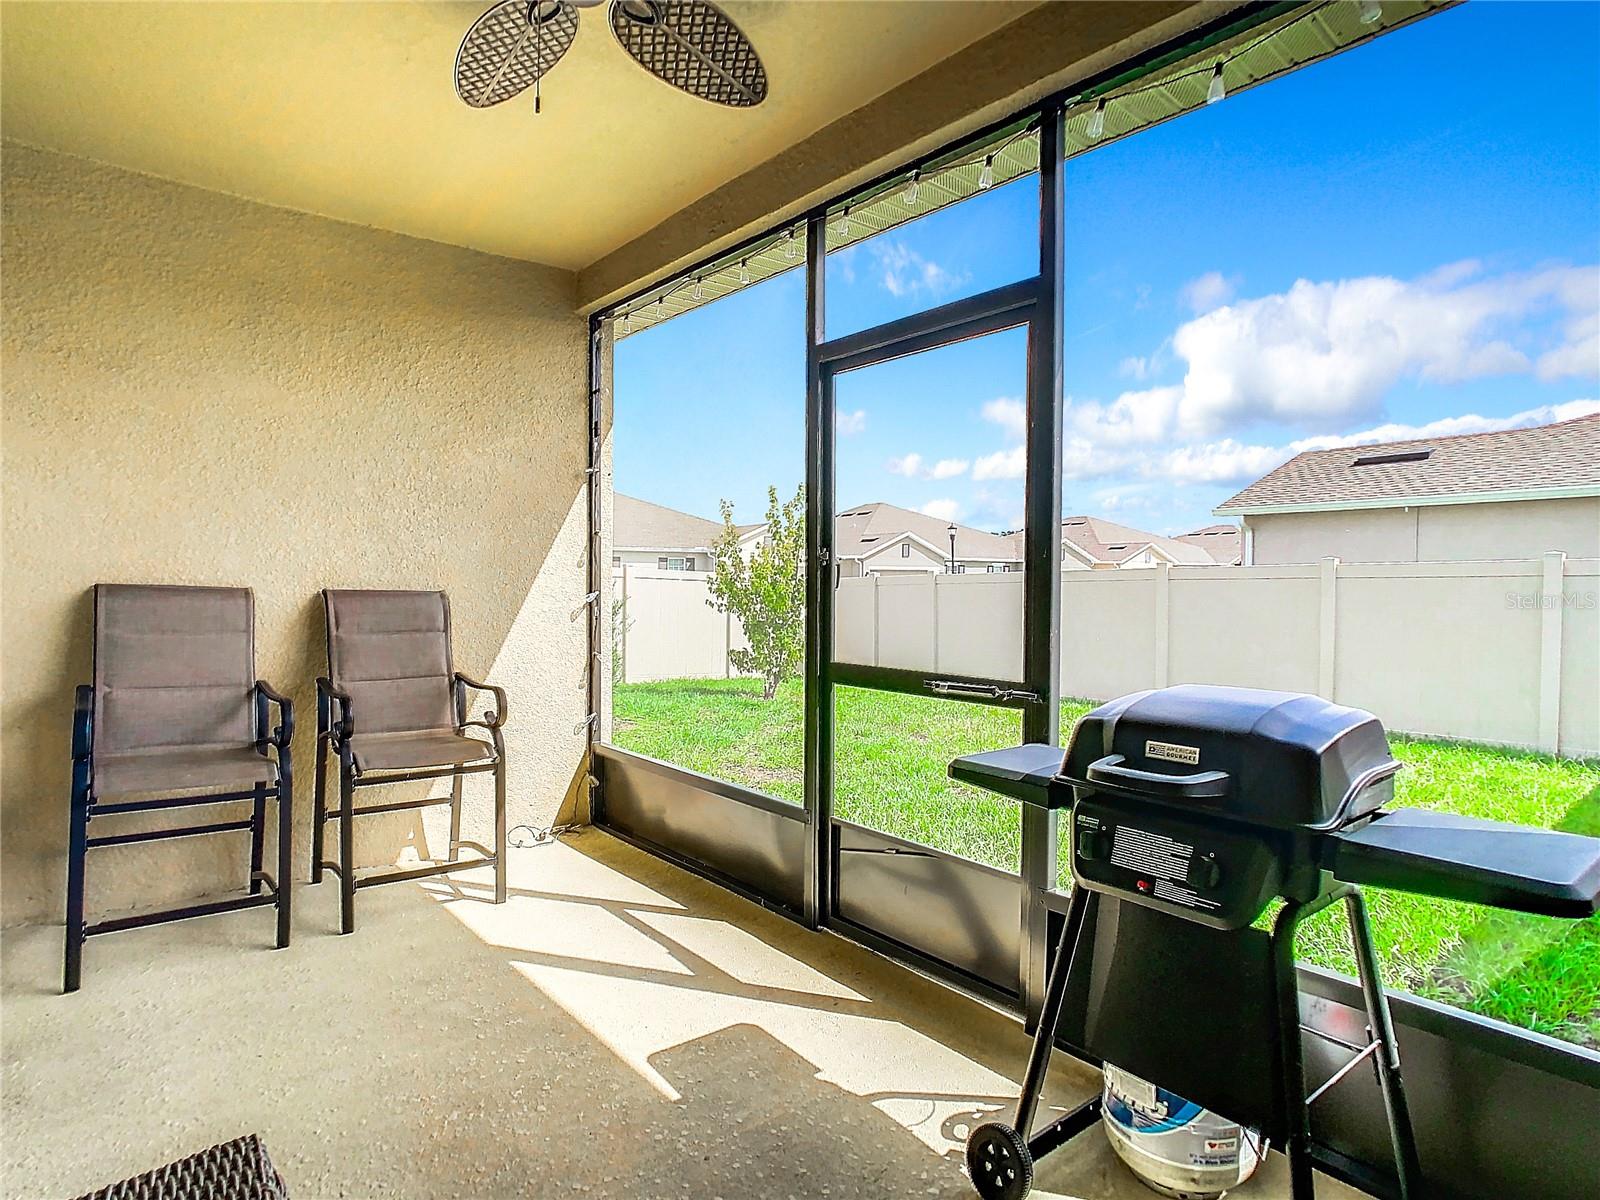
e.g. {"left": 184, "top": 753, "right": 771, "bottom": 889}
{"left": 455, "top": 0, "right": 768, "bottom": 112}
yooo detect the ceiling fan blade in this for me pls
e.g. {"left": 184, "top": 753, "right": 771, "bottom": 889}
{"left": 608, "top": 1, "right": 769, "bottom": 108}
{"left": 456, "top": 0, "right": 580, "bottom": 108}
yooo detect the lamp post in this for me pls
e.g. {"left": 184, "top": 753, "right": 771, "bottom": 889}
{"left": 947, "top": 523, "right": 958, "bottom": 574}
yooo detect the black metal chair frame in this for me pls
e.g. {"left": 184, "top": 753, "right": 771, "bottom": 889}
{"left": 310, "top": 673, "right": 507, "bottom": 934}
{"left": 64, "top": 681, "right": 294, "bottom": 994}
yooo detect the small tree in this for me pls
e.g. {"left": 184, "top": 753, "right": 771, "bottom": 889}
{"left": 707, "top": 484, "right": 805, "bottom": 700}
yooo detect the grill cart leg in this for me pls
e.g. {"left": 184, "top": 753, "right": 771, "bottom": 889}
{"left": 1272, "top": 896, "right": 1324, "bottom": 1200}
{"left": 1345, "top": 889, "right": 1421, "bottom": 1199}
{"left": 1274, "top": 886, "right": 1423, "bottom": 1200}
{"left": 966, "top": 888, "right": 1100, "bottom": 1200}
{"left": 448, "top": 770, "right": 464, "bottom": 855}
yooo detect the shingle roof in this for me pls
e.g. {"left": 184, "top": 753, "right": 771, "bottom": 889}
{"left": 1053, "top": 517, "right": 1215, "bottom": 566}
{"left": 613, "top": 494, "right": 725, "bottom": 551}
{"left": 834, "top": 502, "right": 1019, "bottom": 563}
{"left": 1216, "top": 415, "right": 1600, "bottom": 514}
{"left": 1175, "top": 524, "right": 1243, "bottom": 565}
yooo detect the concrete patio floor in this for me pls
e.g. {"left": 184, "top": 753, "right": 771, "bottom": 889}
{"left": 2, "top": 829, "right": 1365, "bottom": 1199}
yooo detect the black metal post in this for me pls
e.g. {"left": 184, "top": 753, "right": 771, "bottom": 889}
{"left": 275, "top": 757, "right": 292, "bottom": 949}
{"left": 338, "top": 750, "right": 356, "bottom": 935}
{"left": 249, "top": 782, "right": 266, "bottom": 895}
{"left": 492, "top": 728, "right": 508, "bottom": 905}
{"left": 311, "top": 691, "right": 328, "bottom": 885}
{"left": 1019, "top": 103, "right": 1066, "bottom": 1019}
{"left": 803, "top": 210, "right": 832, "bottom": 929}
{"left": 63, "top": 771, "right": 90, "bottom": 995}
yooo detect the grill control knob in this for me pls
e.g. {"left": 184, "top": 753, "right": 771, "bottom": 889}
{"left": 1077, "top": 829, "right": 1108, "bottom": 862}
{"left": 1187, "top": 852, "right": 1223, "bottom": 891}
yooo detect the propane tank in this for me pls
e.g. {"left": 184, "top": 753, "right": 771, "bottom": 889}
{"left": 1101, "top": 1066, "right": 1265, "bottom": 1200}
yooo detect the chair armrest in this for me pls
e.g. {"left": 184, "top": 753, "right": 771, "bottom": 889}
{"left": 316, "top": 676, "right": 355, "bottom": 742}
{"left": 72, "top": 685, "right": 94, "bottom": 762}
{"left": 454, "top": 672, "right": 508, "bottom": 729}
{"left": 254, "top": 680, "right": 295, "bottom": 749}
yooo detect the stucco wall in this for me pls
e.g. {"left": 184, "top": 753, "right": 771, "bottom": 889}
{"left": 1248, "top": 499, "right": 1600, "bottom": 565}
{"left": 1, "top": 144, "right": 590, "bottom": 927}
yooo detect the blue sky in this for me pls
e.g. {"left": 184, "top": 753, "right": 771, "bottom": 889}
{"left": 614, "top": 1, "right": 1599, "bottom": 535}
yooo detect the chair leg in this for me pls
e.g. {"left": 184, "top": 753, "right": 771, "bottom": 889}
{"left": 493, "top": 752, "right": 507, "bottom": 906}
{"left": 310, "top": 734, "right": 328, "bottom": 884}
{"left": 275, "top": 754, "right": 293, "bottom": 950}
{"left": 249, "top": 783, "right": 266, "bottom": 896}
{"left": 339, "top": 756, "right": 356, "bottom": 935}
{"left": 448, "top": 770, "right": 464, "bottom": 854}
{"left": 63, "top": 786, "right": 90, "bottom": 995}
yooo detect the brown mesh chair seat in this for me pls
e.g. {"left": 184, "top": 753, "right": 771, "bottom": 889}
{"left": 65, "top": 585, "right": 293, "bottom": 993}
{"left": 95, "top": 746, "right": 279, "bottom": 798}
{"left": 314, "top": 589, "right": 507, "bottom": 933}
{"left": 349, "top": 730, "right": 494, "bottom": 774}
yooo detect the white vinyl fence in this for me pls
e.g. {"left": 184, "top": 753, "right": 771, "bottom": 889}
{"left": 614, "top": 556, "right": 1600, "bottom": 757}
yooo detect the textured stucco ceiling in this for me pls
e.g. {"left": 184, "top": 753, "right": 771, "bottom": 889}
{"left": 0, "top": 1, "right": 1033, "bottom": 271}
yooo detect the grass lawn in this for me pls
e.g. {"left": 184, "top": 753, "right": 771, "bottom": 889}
{"left": 612, "top": 677, "right": 1600, "bottom": 1046}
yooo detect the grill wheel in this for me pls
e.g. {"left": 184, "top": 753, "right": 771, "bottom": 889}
{"left": 965, "top": 1121, "right": 1033, "bottom": 1200}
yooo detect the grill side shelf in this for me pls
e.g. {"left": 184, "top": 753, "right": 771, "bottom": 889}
{"left": 1329, "top": 808, "right": 1600, "bottom": 919}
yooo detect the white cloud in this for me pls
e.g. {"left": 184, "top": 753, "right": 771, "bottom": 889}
{"left": 1157, "top": 440, "right": 1293, "bottom": 485}
{"left": 888, "top": 452, "right": 969, "bottom": 480}
{"left": 1119, "top": 355, "right": 1154, "bottom": 381}
{"left": 973, "top": 445, "right": 1026, "bottom": 481}
{"left": 1180, "top": 270, "right": 1237, "bottom": 314}
{"left": 919, "top": 498, "right": 963, "bottom": 521}
{"left": 871, "top": 240, "right": 967, "bottom": 300}
{"left": 981, "top": 396, "right": 1027, "bottom": 442}
{"left": 1158, "top": 262, "right": 1597, "bottom": 436}
{"left": 1152, "top": 398, "right": 1600, "bottom": 487}
{"left": 837, "top": 409, "right": 867, "bottom": 435}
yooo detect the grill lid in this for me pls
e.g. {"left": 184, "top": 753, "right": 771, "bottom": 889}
{"left": 1061, "top": 684, "right": 1399, "bottom": 831}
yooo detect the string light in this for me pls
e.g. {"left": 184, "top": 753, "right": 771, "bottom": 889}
{"left": 785, "top": 228, "right": 798, "bottom": 260}
{"left": 653, "top": 295, "right": 664, "bottom": 317}
{"left": 738, "top": 259, "right": 751, "bottom": 285}
{"left": 977, "top": 154, "right": 995, "bottom": 190}
{"left": 621, "top": 312, "right": 631, "bottom": 334}
{"left": 691, "top": 277, "right": 704, "bottom": 300}
{"left": 1359, "top": 1, "right": 1382, "bottom": 24}
{"left": 1206, "top": 61, "right": 1226, "bottom": 104}
{"left": 833, "top": 206, "right": 850, "bottom": 237}
{"left": 903, "top": 169, "right": 921, "bottom": 205}
{"left": 1086, "top": 98, "right": 1106, "bottom": 142}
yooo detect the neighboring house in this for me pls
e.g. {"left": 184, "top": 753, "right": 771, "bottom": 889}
{"left": 1215, "top": 414, "right": 1600, "bottom": 565}
{"left": 612, "top": 494, "right": 723, "bottom": 571}
{"left": 834, "top": 502, "right": 1020, "bottom": 577}
{"left": 1175, "top": 523, "right": 1244, "bottom": 565}
{"left": 615, "top": 495, "right": 1020, "bottom": 577}
{"left": 1014, "top": 516, "right": 1217, "bottom": 570}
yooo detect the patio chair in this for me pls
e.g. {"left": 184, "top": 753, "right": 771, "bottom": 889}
{"left": 65, "top": 584, "right": 293, "bottom": 994}
{"left": 312, "top": 589, "right": 506, "bottom": 933}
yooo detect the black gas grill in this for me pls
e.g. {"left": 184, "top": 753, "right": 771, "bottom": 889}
{"left": 950, "top": 684, "right": 1600, "bottom": 1200}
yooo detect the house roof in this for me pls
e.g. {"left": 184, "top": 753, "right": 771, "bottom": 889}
{"left": 1175, "top": 524, "right": 1243, "bottom": 566}
{"left": 614, "top": 495, "right": 725, "bottom": 552}
{"left": 1215, "top": 414, "right": 1600, "bottom": 515}
{"left": 1050, "top": 516, "right": 1215, "bottom": 567}
{"left": 835, "top": 502, "right": 1019, "bottom": 563}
